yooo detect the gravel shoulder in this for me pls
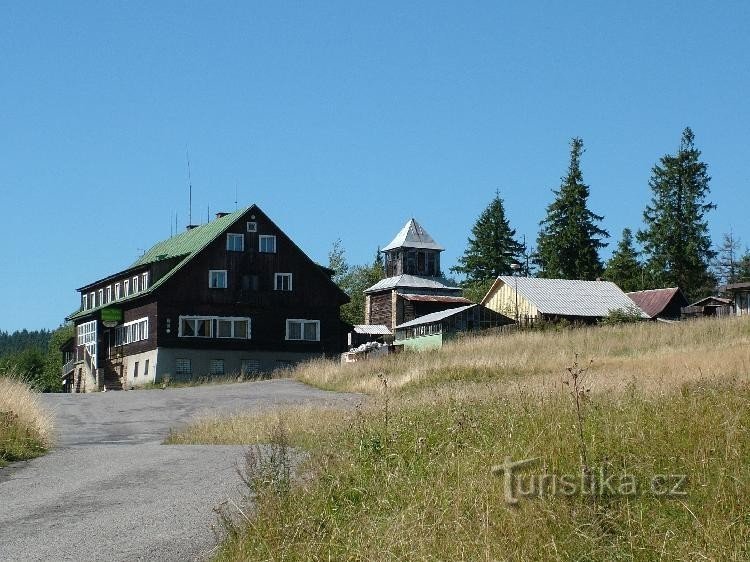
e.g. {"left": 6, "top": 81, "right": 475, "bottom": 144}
{"left": 0, "top": 380, "right": 360, "bottom": 561}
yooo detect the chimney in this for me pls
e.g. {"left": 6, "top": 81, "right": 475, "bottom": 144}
{"left": 215, "top": 212, "right": 229, "bottom": 219}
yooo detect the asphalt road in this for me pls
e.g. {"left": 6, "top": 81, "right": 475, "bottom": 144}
{"left": 0, "top": 380, "right": 360, "bottom": 561}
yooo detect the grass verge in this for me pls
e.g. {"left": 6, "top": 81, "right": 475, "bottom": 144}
{"left": 0, "top": 376, "right": 52, "bottom": 467}
{"left": 168, "top": 317, "right": 750, "bottom": 560}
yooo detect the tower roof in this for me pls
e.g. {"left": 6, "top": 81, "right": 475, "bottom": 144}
{"left": 382, "top": 218, "right": 444, "bottom": 252}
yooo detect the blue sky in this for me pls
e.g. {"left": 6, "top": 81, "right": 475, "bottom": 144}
{"left": 1, "top": 2, "right": 748, "bottom": 332}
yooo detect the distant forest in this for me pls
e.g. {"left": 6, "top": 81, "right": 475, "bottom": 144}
{"left": 0, "top": 329, "right": 53, "bottom": 356}
{"left": 0, "top": 327, "right": 72, "bottom": 392}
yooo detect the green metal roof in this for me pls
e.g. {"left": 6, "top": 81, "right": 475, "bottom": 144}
{"left": 68, "top": 207, "right": 250, "bottom": 321}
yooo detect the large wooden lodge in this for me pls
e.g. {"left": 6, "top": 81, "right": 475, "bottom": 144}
{"left": 62, "top": 205, "right": 349, "bottom": 392}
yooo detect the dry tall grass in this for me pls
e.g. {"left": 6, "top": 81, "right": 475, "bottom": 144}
{"left": 0, "top": 375, "right": 53, "bottom": 465}
{"left": 295, "top": 316, "right": 750, "bottom": 400}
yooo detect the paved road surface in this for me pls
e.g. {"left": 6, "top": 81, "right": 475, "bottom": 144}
{"left": 0, "top": 380, "right": 360, "bottom": 561}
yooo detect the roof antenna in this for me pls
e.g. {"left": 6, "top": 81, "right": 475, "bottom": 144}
{"left": 186, "top": 148, "right": 193, "bottom": 227}
{"left": 170, "top": 212, "right": 173, "bottom": 238}
{"left": 207, "top": 204, "right": 210, "bottom": 223}
{"left": 235, "top": 182, "right": 238, "bottom": 210}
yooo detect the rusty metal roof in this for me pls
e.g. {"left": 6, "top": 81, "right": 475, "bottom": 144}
{"left": 626, "top": 287, "right": 687, "bottom": 318}
{"left": 382, "top": 219, "right": 444, "bottom": 251}
{"left": 400, "top": 294, "right": 472, "bottom": 304}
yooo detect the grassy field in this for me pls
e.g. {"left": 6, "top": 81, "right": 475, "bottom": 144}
{"left": 0, "top": 375, "right": 52, "bottom": 467}
{"left": 169, "top": 317, "right": 750, "bottom": 561}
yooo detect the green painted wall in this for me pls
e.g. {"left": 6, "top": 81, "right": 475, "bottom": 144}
{"left": 395, "top": 333, "right": 444, "bottom": 351}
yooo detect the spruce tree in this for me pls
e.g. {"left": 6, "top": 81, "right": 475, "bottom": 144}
{"left": 714, "top": 231, "right": 741, "bottom": 286}
{"left": 603, "top": 228, "right": 642, "bottom": 291}
{"left": 637, "top": 127, "right": 716, "bottom": 298}
{"left": 536, "top": 137, "right": 608, "bottom": 279}
{"left": 451, "top": 191, "right": 524, "bottom": 282}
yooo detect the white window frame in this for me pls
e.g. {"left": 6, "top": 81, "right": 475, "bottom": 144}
{"left": 114, "top": 317, "right": 149, "bottom": 346}
{"left": 246, "top": 221, "right": 257, "bottom": 232}
{"left": 178, "top": 316, "right": 251, "bottom": 339}
{"left": 274, "top": 273, "right": 293, "bottom": 291}
{"left": 209, "top": 270, "right": 227, "bottom": 289}
{"left": 259, "top": 235, "right": 276, "bottom": 253}
{"left": 285, "top": 319, "right": 320, "bottom": 341}
{"left": 89, "top": 292, "right": 95, "bottom": 309}
{"left": 106, "top": 286, "right": 112, "bottom": 303}
{"left": 226, "top": 233, "right": 244, "bottom": 251}
{"left": 115, "top": 283, "right": 121, "bottom": 300}
{"left": 82, "top": 294, "right": 88, "bottom": 310}
{"left": 141, "top": 272, "right": 149, "bottom": 291}
{"left": 98, "top": 289, "right": 104, "bottom": 306}
{"left": 132, "top": 276, "right": 139, "bottom": 293}
{"left": 123, "top": 279, "right": 129, "bottom": 296}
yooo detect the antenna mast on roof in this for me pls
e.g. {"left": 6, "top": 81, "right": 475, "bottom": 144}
{"left": 186, "top": 149, "right": 193, "bottom": 227}
{"left": 235, "top": 182, "right": 238, "bottom": 210}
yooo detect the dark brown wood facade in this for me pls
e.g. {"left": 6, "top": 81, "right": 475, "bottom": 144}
{"left": 67, "top": 205, "right": 349, "bottom": 387}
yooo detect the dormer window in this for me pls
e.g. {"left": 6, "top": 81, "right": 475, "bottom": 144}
{"left": 227, "top": 233, "right": 244, "bottom": 251}
{"left": 259, "top": 235, "right": 276, "bottom": 253}
{"left": 141, "top": 273, "right": 149, "bottom": 291}
{"left": 82, "top": 294, "right": 88, "bottom": 310}
{"left": 89, "top": 292, "right": 96, "bottom": 308}
{"left": 106, "top": 286, "right": 112, "bottom": 303}
{"left": 98, "top": 289, "right": 104, "bottom": 306}
{"left": 115, "top": 283, "right": 121, "bottom": 300}
{"left": 132, "top": 276, "right": 139, "bottom": 293}
{"left": 124, "top": 279, "right": 129, "bottom": 296}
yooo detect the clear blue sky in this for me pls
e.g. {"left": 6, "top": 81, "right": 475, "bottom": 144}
{"left": 2, "top": 2, "right": 748, "bottom": 332}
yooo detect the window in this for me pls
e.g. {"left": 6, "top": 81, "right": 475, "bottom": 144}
{"left": 179, "top": 316, "right": 250, "bottom": 339}
{"left": 132, "top": 276, "right": 139, "bottom": 293}
{"left": 114, "top": 317, "right": 149, "bottom": 346}
{"left": 77, "top": 320, "right": 97, "bottom": 346}
{"left": 90, "top": 292, "right": 96, "bottom": 308}
{"left": 209, "top": 270, "right": 227, "bottom": 289}
{"left": 242, "top": 274, "right": 259, "bottom": 291}
{"left": 82, "top": 294, "right": 88, "bottom": 310}
{"left": 124, "top": 279, "right": 130, "bottom": 296}
{"left": 246, "top": 221, "right": 257, "bottom": 232}
{"left": 133, "top": 361, "right": 139, "bottom": 378}
{"left": 98, "top": 289, "right": 104, "bottom": 306}
{"left": 286, "top": 319, "right": 320, "bottom": 341}
{"left": 259, "top": 235, "right": 276, "bottom": 253}
{"left": 209, "top": 359, "right": 225, "bottom": 376}
{"left": 241, "top": 359, "right": 261, "bottom": 376}
{"left": 226, "top": 233, "right": 244, "bottom": 251}
{"left": 115, "top": 283, "right": 121, "bottom": 300}
{"left": 106, "top": 286, "right": 112, "bottom": 303}
{"left": 144, "top": 359, "right": 150, "bottom": 377}
{"left": 141, "top": 272, "right": 149, "bottom": 291}
{"left": 175, "top": 358, "right": 192, "bottom": 376}
{"left": 274, "top": 273, "right": 293, "bottom": 291}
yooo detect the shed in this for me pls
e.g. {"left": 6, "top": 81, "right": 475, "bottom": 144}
{"left": 482, "top": 276, "right": 648, "bottom": 325}
{"left": 682, "top": 296, "right": 733, "bottom": 318}
{"left": 626, "top": 287, "right": 688, "bottom": 320}
{"left": 349, "top": 324, "right": 392, "bottom": 347}
{"left": 721, "top": 282, "right": 750, "bottom": 316}
{"left": 394, "top": 304, "right": 512, "bottom": 351}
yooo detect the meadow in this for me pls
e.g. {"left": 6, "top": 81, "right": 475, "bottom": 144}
{"left": 168, "top": 317, "right": 750, "bottom": 561}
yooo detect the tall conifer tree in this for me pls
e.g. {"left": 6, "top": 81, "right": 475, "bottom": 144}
{"left": 637, "top": 127, "right": 716, "bottom": 298}
{"left": 603, "top": 228, "right": 642, "bottom": 291}
{"left": 451, "top": 191, "right": 524, "bottom": 282}
{"left": 536, "top": 138, "right": 608, "bottom": 279}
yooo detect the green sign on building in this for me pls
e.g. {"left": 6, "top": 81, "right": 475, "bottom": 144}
{"left": 101, "top": 307, "right": 123, "bottom": 325}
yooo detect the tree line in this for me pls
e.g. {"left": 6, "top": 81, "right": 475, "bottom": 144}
{"left": 453, "top": 127, "right": 746, "bottom": 302}
{"left": 0, "top": 326, "right": 73, "bottom": 392}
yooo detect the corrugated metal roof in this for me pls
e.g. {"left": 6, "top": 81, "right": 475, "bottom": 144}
{"left": 382, "top": 219, "right": 445, "bottom": 251}
{"left": 395, "top": 304, "right": 476, "bottom": 329}
{"left": 400, "top": 294, "right": 472, "bottom": 304}
{"left": 353, "top": 324, "right": 392, "bottom": 335}
{"left": 626, "top": 287, "right": 686, "bottom": 318}
{"left": 364, "top": 274, "right": 460, "bottom": 294}
{"left": 486, "top": 276, "right": 648, "bottom": 318}
{"left": 689, "top": 296, "right": 732, "bottom": 307}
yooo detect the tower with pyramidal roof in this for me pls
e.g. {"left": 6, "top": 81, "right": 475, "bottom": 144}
{"left": 363, "top": 219, "right": 471, "bottom": 331}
